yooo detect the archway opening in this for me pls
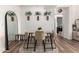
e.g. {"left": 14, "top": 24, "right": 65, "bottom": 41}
{"left": 5, "top": 11, "right": 18, "bottom": 50}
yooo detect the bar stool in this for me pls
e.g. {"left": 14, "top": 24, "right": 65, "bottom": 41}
{"left": 20, "top": 34, "right": 25, "bottom": 41}
{"left": 43, "top": 32, "right": 53, "bottom": 51}
{"left": 15, "top": 34, "right": 19, "bottom": 41}
{"left": 50, "top": 32, "right": 56, "bottom": 49}
{"left": 46, "top": 33, "right": 51, "bottom": 42}
{"left": 27, "top": 32, "right": 35, "bottom": 49}
{"left": 23, "top": 32, "right": 29, "bottom": 48}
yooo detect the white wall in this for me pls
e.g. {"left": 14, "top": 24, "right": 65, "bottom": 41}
{"left": 20, "top": 6, "right": 55, "bottom": 33}
{"left": 0, "top": 5, "right": 21, "bottom": 52}
{"left": 7, "top": 15, "right": 18, "bottom": 41}
{"left": 67, "top": 6, "right": 79, "bottom": 39}
{"left": 62, "top": 7, "right": 71, "bottom": 39}
{"left": 70, "top": 6, "right": 79, "bottom": 24}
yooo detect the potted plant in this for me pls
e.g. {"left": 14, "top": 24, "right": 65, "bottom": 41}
{"left": 38, "top": 27, "right": 42, "bottom": 30}
{"left": 8, "top": 11, "right": 15, "bottom": 22}
{"left": 35, "top": 11, "right": 41, "bottom": 21}
{"left": 25, "top": 11, "right": 32, "bottom": 21}
{"left": 44, "top": 11, "right": 51, "bottom": 21}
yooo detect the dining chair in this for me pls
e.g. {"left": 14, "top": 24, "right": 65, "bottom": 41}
{"left": 45, "top": 33, "right": 51, "bottom": 42}
{"left": 23, "top": 32, "right": 29, "bottom": 48}
{"left": 34, "top": 31, "right": 46, "bottom": 52}
{"left": 26, "top": 32, "right": 35, "bottom": 49}
{"left": 51, "top": 32, "right": 56, "bottom": 49}
{"left": 44, "top": 32, "right": 54, "bottom": 50}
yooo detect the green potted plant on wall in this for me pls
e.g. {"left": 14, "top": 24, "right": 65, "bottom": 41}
{"left": 25, "top": 11, "right": 32, "bottom": 21}
{"left": 35, "top": 11, "right": 41, "bottom": 21}
{"left": 8, "top": 11, "right": 16, "bottom": 22}
{"left": 44, "top": 11, "right": 51, "bottom": 21}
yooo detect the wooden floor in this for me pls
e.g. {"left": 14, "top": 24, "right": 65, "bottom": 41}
{"left": 4, "top": 36, "right": 79, "bottom": 53}
{"left": 56, "top": 36, "right": 79, "bottom": 53}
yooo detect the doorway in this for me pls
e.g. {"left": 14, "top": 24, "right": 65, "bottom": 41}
{"left": 57, "top": 17, "right": 63, "bottom": 33}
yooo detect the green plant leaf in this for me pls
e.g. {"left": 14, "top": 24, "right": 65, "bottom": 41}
{"left": 7, "top": 11, "right": 15, "bottom": 16}
{"left": 44, "top": 11, "right": 51, "bottom": 16}
{"left": 35, "top": 11, "right": 41, "bottom": 15}
{"left": 25, "top": 11, "right": 32, "bottom": 16}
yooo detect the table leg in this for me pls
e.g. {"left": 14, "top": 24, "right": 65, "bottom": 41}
{"left": 42, "top": 40, "right": 46, "bottom": 52}
{"left": 27, "top": 37, "right": 29, "bottom": 49}
{"left": 34, "top": 40, "right": 37, "bottom": 51}
{"left": 50, "top": 38, "right": 53, "bottom": 49}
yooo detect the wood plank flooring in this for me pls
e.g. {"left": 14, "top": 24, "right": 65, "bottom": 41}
{"left": 56, "top": 36, "right": 79, "bottom": 53}
{"left": 4, "top": 36, "right": 79, "bottom": 53}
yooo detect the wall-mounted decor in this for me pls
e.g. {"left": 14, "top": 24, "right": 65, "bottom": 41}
{"left": 44, "top": 11, "right": 51, "bottom": 21}
{"left": 25, "top": 11, "right": 32, "bottom": 21}
{"left": 7, "top": 11, "right": 15, "bottom": 22}
{"left": 35, "top": 11, "right": 41, "bottom": 21}
{"left": 11, "top": 16, "right": 14, "bottom": 22}
{"left": 58, "top": 9, "right": 63, "bottom": 13}
{"left": 72, "top": 24, "right": 76, "bottom": 31}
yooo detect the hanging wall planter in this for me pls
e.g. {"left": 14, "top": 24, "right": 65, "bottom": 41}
{"left": 35, "top": 11, "right": 41, "bottom": 21}
{"left": 7, "top": 11, "right": 15, "bottom": 22}
{"left": 11, "top": 16, "right": 14, "bottom": 22}
{"left": 25, "top": 11, "right": 32, "bottom": 21}
{"left": 44, "top": 11, "right": 51, "bottom": 21}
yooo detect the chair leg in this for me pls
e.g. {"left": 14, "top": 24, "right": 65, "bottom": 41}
{"left": 50, "top": 38, "right": 53, "bottom": 49}
{"left": 48, "top": 38, "right": 49, "bottom": 42}
{"left": 42, "top": 40, "right": 46, "bottom": 52}
{"left": 53, "top": 40, "right": 56, "bottom": 49}
{"left": 23, "top": 39, "right": 25, "bottom": 48}
{"left": 27, "top": 37, "right": 29, "bottom": 49}
{"left": 29, "top": 36, "right": 32, "bottom": 43}
{"left": 34, "top": 40, "right": 37, "bottom": 51}
{"left": 23, "top": 39, "right": 27, "bottom": 48}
